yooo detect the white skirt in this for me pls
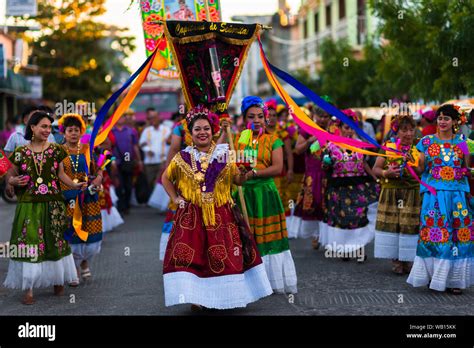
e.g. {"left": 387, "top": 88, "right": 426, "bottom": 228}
{"left": 148, "top": 183, "right": 170, "bottom": 212}
{"left": 110, "top": 186, "right": 119, "bottom": 206}
{"left": 3, "top": 254, "right": 78, "bottom": 290}
{"left": 70, "top": 241, "right": 102, "bottom": 267}
{"left": 407, "top": 256, "right": 474, "bottom": 291}
{"left": 286, "top": 216, "right": 319, "bottom": 239}
{"left": 101, "top": 207, "right": 124, "bottom": 233}
{"left": 374, "top": 231, "right": 418, "bottom": 261}
{"left": 164, "top": 263, "right": 273, "bottom": 309}
{"left": 261, "top": 250, "right": 298, "bottom": 294}
{"left": 320, "top": 221, "right": 375, "bottom": 253}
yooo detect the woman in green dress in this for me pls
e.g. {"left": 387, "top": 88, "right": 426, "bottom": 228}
{"left": 4, "top": 111, "right": 85, "bottom": 304}
{"left": 234, "top": 96, "right": 297, "bottom": 294}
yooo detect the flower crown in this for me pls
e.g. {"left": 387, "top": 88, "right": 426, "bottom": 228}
{"left": 58, "top": 113, "right": 87, "bottom": 134}
{"left": 453, "top": 104, "right": 468, "bottom": 126}
{"left": 265, "top": 99, "right": 278, "bottom": 111}
{"left": 185, "top": 105, "right": 221, "bottom": 134}
{"left": 391, "top": 114, "right": 414, "bottom": 133}
{"left": 334, "top": 109, "right": 359, "bottom": 127}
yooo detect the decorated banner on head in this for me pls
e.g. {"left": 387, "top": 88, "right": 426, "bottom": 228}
{"left": 164, "top": 20, "right": 260, "bottom": 114}
{"left": 140, "top": 0, "right": 221, "bottom": 79}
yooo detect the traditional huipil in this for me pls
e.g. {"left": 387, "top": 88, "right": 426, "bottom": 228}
{"left": 159, "top": 119, "right": 192, "bottom": 260}
{"left": 4, "top": 143, "right": 78, "bottom": 289}
{"left": 319, "top": 142, "right": 376, "bottom": 257}
{"left": 287, "top": 128, "right": 325, "bottom": 239}
{"left": 235, "top": 131, "right": 298, "bottom": 294}
{"left": 61, "top": 142, "right": 103, "bottom": 271}
{"left": 374, "top": 139, "right": 421, "bottom": 268}
{"left": 407, "top": 132, "right": 474, "bottom": 291}
{"left": 163, "top": 143, "right": 272, "bottom": 309}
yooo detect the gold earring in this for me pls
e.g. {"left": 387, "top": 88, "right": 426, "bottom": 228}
{"left": 32, "top": 133, "right": 35, "bottom": 141}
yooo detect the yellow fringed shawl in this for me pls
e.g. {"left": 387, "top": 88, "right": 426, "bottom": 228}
{"left": 167, "top": 152, "right": 237, "bottom": 227}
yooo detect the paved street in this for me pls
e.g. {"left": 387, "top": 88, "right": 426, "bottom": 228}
{"left": 0, "top": 199, "right": 473, "bottom": 316}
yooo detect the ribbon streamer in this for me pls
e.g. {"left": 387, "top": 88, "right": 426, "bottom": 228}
{"left": 89, "top": 48, "right": 160, "bottom": 160}
{"left": 257, "top": 35, "right": 437, "bottom": 194}
{"left": 257, "top": 36, "right": 401, "bottom": 158}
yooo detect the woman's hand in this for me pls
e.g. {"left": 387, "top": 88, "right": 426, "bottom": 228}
{"left": 174, "top": 195, "right": 186, "bottom": 208}
{"left": 73, "top": 182, "right": 87, "bottom": 190}
{"left": 245, "top": 170, "right": 255, "bottom": 181}
{"left": 307, "top": 136, "right": 318, "bottom": 143}
{"left": 384, "top": 165, "right": 401, "bottom": 178}
{"left": 8, "top": 175, "right": 29, "bottom": 187}
{"left": 220, "top": 119, "right": 230, "bottom": 131}
{"left": 237, "top": 165, "right": 249, "bottom": 177}
{"left": 91, "top": 175, "right": 103, "bottom": 188}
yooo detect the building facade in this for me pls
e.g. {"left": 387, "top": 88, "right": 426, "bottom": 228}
{"left": 290, "top": 0, "right": 378, "bottom": 74}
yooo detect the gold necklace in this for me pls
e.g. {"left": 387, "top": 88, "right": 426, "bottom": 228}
{"left": 31, "top": 141, "right": 47, "bottom": 185}
{"left": 190, "top": 142, "right": 215, "bottom": 192}
{"left": 68, "top": 143, "right": 81, "bottom": 183}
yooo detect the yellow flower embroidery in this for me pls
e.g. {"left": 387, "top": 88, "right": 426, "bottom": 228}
{"left": 453, "top": 211, "right": 460, "bottom": 218}
{"left": 462, "top": 209, "right": 468, "bottom": 217}
{"left": 457, "top": 202, "right": 463, "bottom": 209}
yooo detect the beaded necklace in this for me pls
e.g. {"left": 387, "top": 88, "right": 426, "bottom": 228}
{"left": 67, "top": 142, "right": 82, "bottom": 183}
{"left": 190, "top": 142, "right": 216, "bottom": 192}
{"left": 437, "top": 133, "right": 455, "bottom": 164}
{"left": 31, "top": 141, "right": 47, "bottom": 185}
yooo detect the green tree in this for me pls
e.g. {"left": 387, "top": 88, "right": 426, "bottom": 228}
{"left": 292, "top": 68, "right": 322, "bottom": 95}
{"left": 370, "top": 0, "right": 474, "bottom": 101}
{"left": 316, "top": 39, "right": 394, "bottom": 108}
{"left": 28, "top": 0, "right": 136, "bottom": 104}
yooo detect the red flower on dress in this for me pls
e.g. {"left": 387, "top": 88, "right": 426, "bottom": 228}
{"left": 453, "top": 218, "right": 461, "bottom": 228}
{"left": 464, "top": 217, "right": 471, "bottom": 225}
{"left": 443, "top": 143, "right": 451, "bottom": 148}
{"left": 454, "top": 160, "right": 460, "bottom": 166}
{"left": 437, "top": 217, "right": 444, "bottom": 227}
{"left": 453, "top": 145, "right": 464, "bottom": 158}
{"left": 428, "top": 143, "right": 441, "bottom": 157}
{"left": 434, "top": 158, "right": 442, "bottom": 165}
{"left": 426, "top": 217, "right": 434, "bottom": 227}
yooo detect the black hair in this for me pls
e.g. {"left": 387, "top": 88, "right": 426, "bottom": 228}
{"left": 21, "top": 105, "right": 38, "bottom": 122}
{"left": 397, "top": 115, "right": 416, "bottom": 130}
{"left": 146, "top": 107, "right": 156, "bottom": 113}
{"left": 188, "top": 115, "right": 214, "bottom": 135}
{"left": 21, "top": 105, "right": 54, "bottom": 122}
{"left": 24, "top": 111, "right": 54, "bottom": 141}
{"left": 37, "top": 105, "right": 54, "bottom": 115}
{"left": 436, "top": 104, "right": 460, "bottom": 121}
{"left": 63, "top": 116, "right": 83, "bottom": 130}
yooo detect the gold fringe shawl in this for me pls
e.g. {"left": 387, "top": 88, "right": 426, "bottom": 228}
{"left": 167, "top": 152, "right": 236, "bottom": 226}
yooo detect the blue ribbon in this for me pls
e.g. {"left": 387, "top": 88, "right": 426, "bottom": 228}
{"left": 89, "top": 49, "right": 158, "bottom": 159}
{"left": 265, "top": 59, "right": 382, "bottom": 149}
